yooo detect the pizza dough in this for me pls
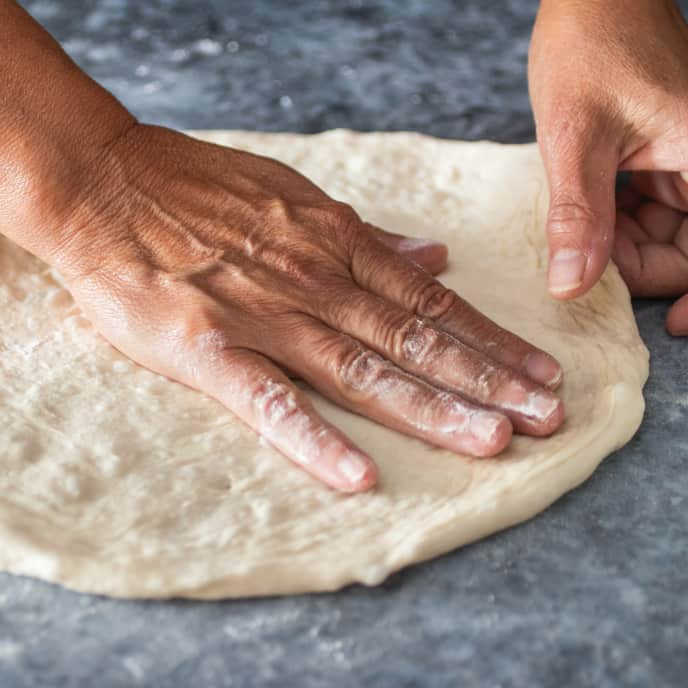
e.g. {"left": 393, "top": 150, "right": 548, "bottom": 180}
{"left": 0, "top": 131, "right": 648, "bottom": 599}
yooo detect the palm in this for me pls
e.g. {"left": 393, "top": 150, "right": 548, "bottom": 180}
{"left": 613, "top": 172, "right": 688, "bottom": 336}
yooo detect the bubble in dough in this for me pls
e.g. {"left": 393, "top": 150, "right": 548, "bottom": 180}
{"left": 0, "top": 131, "right": 648, "bottom": 598}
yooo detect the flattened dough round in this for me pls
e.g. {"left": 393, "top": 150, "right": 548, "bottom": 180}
{"left": 0, "top": 131, "right": 648, "bottom": 598}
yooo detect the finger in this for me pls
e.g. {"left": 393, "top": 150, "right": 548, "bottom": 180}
{"left": 631, "top": 171, "right": 688, "bottom": 213}
{"left": 613, "top": 218, "right": 688, "bottom": 297}
{"left": 666, "top": 293, "right": 688, "bottom": 336}
{"left": 276, "top": 320, "right": 513, "bottom": 457}
{"left": 364, "top": 222, "right": 448, "bottom": 275}
{"left": 634, "top": 202, "right": 683, "bottom": 243}
{"left": 616, "top": 187, "right": 643, "bottom": 214}
{"left": 349, "top": 234, "right": 563, "bottom": 390}
{"left": 317, "top": 286, "right": 563, "bottom": 436}
{"left": 538, "top": 111, "right": 621, "bottom": 299}
{"left": 614, "top": 208, "right": 651, "bottom": 245}
{"left": 198, "top": 346, "right": 378, "bottom": 493}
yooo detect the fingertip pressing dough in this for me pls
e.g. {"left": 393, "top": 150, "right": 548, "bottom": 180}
{"left": 0, "top": 131, "right": 648, "bottom": 598}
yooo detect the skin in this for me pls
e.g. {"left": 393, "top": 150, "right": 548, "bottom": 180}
{"left": 0, "top": 1, "right": 565, "bottom": 493}
{"left": 7, "top": 0, "right": 685, "bottom": 492}
{"left": 531, "top": 0, "right": 688, "bottom": 336}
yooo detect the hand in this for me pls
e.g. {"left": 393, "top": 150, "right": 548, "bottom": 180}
{"left": 11, "top": 124, "right": 564, "bottom": 493}
{"left": 614, "top": 171, "right": 688, "bottom": 335}
{"left": 529, "top": 0, "right": 688, "bottom": 299}
{"left": 0, "top": 2, "right": 565, "bottom": 494}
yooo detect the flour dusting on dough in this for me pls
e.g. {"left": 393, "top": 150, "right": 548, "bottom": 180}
{"left": 0, "top": 131, "right": 648, "bottom": 599}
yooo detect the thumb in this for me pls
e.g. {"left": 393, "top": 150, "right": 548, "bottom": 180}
{"left": 540, "top": 116, "right": 621, "bottom": 299}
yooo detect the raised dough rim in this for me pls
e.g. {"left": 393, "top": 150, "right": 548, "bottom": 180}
{"left": 0, "top": 383, "right": 646, "bottom": 599}
{"left": 0, "top": 131, "right": 650, "bottom": 599}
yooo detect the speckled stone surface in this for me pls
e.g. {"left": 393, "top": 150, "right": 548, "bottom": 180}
{"left": 2, "top": 1, "right": 688, "bottom": 687}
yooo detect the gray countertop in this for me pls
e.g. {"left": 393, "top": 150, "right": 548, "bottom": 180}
{"left": 2, "top": 1, "right": 687, "bottom": 686}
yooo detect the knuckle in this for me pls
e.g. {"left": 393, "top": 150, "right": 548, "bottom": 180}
{"left": 320, "top": 201, "right": 363, "bottom": 252}
{"left": 164, "top": 307, "right": 232, "bottom": 386}
{"left": 262, "top": 196, "right": 293, "bottom": 221}
{"left": 303, "top": 200, "right": 360, "bottom": 233}
{"left": 190, "top": 327, "right": 232, "bottom": 358}
{"left": 316, "top": 280, "right": 364, "bottom": 326}
{"left": 474, "top": 364, "right": 513, "bottom": 399}
{"left": 337, "top": 345, "right": 391, "bottom": 397}
{"left": 273, "top": 250, "right": 329, "bottom": 290}
{"left": 548, "top": 198, "right": 600, "bottom": 232}
{"left": 427, "top": 389, "right": 465, "bottom": 424}
{"left": 412, "top": 280, "right": 460, "bottom": 321}
{"left": 393, "top": 316, "right": 442, "bottom": 364}
{"left": 174, "top": 307, "right": 229, "bottom": 355}
{"left": 251, "top": 377, "right": 302, "bottom": 428}
{"left": 325, "top": 200, "right": 360, "bottom": 228}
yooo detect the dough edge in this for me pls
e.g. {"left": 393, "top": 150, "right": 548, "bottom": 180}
{"left": 0, "top": 130, "right": 649, "bottom": 599}
{"left": 0, "top": 382, "right": 644, "bottom": 599}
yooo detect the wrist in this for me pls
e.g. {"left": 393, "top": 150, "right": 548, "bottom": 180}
{"left": 0, "top": 2, "right": 137, "bottom": 266}
{"left": 1, "top": 75, "right": 137, "bottom": 265}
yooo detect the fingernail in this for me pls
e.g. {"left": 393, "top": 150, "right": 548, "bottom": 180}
{"left": 525, "top": 352, "right": 563, "bottom": 388}
{"left": 527, "top": 393, "right": 562, "bottom": 423}
{"left": 337, "top": 453, "right": 370, "bottom": 484}
{"left": 503, "top": 382, "right": 561, "bottom": 422}
{"left": 549, "top": 249, "right": 587, "bottom": 294}
{"left": 469, "top": 411, "right": 507, "bottom": 443}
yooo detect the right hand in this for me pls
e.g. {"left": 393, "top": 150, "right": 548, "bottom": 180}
{"left": 5, "top": 124, "right": 565, "bottom": 493}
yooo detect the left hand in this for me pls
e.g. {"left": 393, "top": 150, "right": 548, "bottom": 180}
{"left": 529, "top": 0, "right": 688, "bottom": 314}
